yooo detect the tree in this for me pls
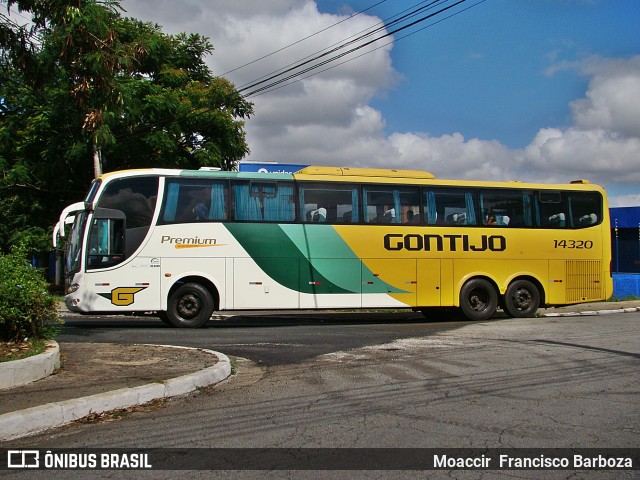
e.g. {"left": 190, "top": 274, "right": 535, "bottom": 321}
{"left": 0, "top": 0, "right": 253, "bottom": 253}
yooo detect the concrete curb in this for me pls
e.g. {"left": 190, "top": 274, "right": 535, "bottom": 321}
{"left": 0, "top": 345, "right": 231, "bottom": 441}
{"left": 0, "top": 341, "right": 60, "bottom": 390}
{"left": 541, "top": 306, "right": 640, "bottom": 317}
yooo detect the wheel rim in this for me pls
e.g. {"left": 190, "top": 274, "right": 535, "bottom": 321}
{"left": 177, "top": 293, "right": 202, "bottom": 319}
{"left": 513, "top": 288, "right": 533, "bottom": 311}
{"left": 469, "top": 288, "right": 489, "bottom": 312}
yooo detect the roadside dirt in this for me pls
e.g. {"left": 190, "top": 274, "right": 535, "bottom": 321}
{"left": 0, "top": 342, "right": 218, "bottom": 416}
{"left": 0, "top": 339, "right": 39, "bottom": 361}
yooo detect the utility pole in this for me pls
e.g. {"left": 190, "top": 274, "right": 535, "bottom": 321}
{"left": 92, "top": 140, "right": 102, "bottom": 178}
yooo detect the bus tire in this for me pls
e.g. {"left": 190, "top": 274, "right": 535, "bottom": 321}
{"left": 166, "top": 283, "right": 214, "bottom": 328}
{"left": 503, "top": 280, "right": 540, "bottom": 318}
{"left": 459, "top": 278, "right": 497, "bottom": 321}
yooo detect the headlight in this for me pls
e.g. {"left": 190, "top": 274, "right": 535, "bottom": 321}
{"left": 67, "top": 283, "right": 80, "bottom": 294}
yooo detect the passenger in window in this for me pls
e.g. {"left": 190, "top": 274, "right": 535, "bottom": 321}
{"left": 578, "top": 213, "right": 597, "bottom": 226}
{"left": 548, "top": 213, "right": 565, "bottom": 226}
{"left": 193, "top": 203, "right": 208, "bottom": 221}
{"left": 496, "top": 215, "right": 510, "bottom": 226}
{"left": 405, "top": 210, "right": 414, "bottom": 224}
{"left": 446, "top": 212, "right": 467, "bottom": 225}
{"left": 311, "top": 208, "right": 326, "bottom": 223}
{"left": 486, "top": 212, "right": 510, "bottom": 226}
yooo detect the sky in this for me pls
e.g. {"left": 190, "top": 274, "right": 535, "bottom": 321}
{"left": 116, "top": 0, "right": 640, "bottom": 206}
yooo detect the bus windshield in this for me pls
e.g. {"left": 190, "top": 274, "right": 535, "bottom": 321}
{"left": 65, "top": 211, "right": 88, "bottom": 275}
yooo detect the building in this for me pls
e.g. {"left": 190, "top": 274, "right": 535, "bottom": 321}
{"left": 610, "top": 206, "right": 640, "bottom": 298}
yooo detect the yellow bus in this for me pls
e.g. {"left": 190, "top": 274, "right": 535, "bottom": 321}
{"left": 54, "top": 165, "right": 612, "bottom": 327}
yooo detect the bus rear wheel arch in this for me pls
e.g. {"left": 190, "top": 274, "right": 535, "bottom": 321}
{"left": 459, "top": 278, "right": 498, "bottom": 321}
{"left": 502, "top": 279, "right": 541, "bottom": 318}
{"left": 165, "top": 281, "right": 217, "bottom": 328}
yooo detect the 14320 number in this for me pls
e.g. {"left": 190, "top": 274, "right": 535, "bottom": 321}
{"left": 554, "top": 240, "right": 593, "bottom": 249}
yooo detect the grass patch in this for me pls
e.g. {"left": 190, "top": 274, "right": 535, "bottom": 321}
{"left": 0, "top": 338, "right": 48, "bottom": 363}
{"left": 608, "top": 295, "right": 640, "bottom": 302}
{"left": 229, "top": 357, "right": 237, "bottom": 375}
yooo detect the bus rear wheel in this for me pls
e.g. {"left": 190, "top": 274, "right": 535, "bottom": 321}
{"left": 503, "top": 280, "right": 540, "bottom": 318}
{"left": 166, "top": 283, "right": 214, "bottom": 328}
{"left": 459, "top": 278, "right": 497, "bottom": 321}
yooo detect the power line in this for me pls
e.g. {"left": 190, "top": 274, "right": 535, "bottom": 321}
{"left": 235, "top": 0, "right": 447, "bottom": 93}
{"left": 1, "top": 0, "right": 487, "bottom": 156}
{"left": 80, "top": 1, "right": 427, "bottom": 144}
{"left": 219, "top": 0, "right": 389, "bottom": 78}
{"left": 233, "top": 0, "right": 443, "bottom": 91}
{"left": 104, "top": 0, "right": 485, "bottom": 149}
{"left": 247, "top": 0, "right": 487, "bottom": 99}
{"left": 241, "top": 0, "right": 471, "bottom": 98}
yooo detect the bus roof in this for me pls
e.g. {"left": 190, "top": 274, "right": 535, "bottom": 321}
{"left": 294, "top": 166, "right": 435, "bottom": 180}
{"left": 97, "top": 166, "right": 604, "bottom": 192}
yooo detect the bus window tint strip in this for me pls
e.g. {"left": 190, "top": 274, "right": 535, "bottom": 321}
{"left": 158, "top": 177, "right": 602, "bottom": 230}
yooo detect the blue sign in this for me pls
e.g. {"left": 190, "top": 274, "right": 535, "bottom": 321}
{"left": 610, "top": 206, "right": 640, "bottom": 228}
{"left": 239, "top": 162, "right": 308, "bottom": 174}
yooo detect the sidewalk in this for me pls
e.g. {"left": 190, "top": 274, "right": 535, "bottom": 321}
{"left": 0, "top": 343, "right": 231, "bottom": 441}
{"left": 0, "top": 300, "right": 638, "bottom": 441}
{"left": 538, "top": 299, "right": 640, "bottom": 316}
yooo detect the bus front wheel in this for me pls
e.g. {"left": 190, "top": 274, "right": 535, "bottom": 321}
{"left": 166, "top": 283, "right": 214, "bottom": 328}
{"left": 503, "top": 280, "right": 540, "bottom": 318}
{"left": 459, "top": 278, "right": 497, "bottom": 321}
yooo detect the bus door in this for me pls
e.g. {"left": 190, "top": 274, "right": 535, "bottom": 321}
{"left": 417, "top": 259, "right": 441, "bottom": 306}
{"left": 84, "top": 208, "right": 160, "bottom": 311}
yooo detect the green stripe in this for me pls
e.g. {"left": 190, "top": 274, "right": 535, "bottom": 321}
{"left": 224, "top": 224, "right": 404, "bottom": 294}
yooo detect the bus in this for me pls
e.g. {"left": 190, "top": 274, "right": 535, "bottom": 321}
{"left": 53, "top": 166, "right": 613, "bottom": 327}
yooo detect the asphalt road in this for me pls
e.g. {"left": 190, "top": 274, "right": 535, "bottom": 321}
{"left": 53, "top": 309, "right": 472, "bottom": 366}
{"left": 4, "top": 311, "right": 639, "bottom": 480}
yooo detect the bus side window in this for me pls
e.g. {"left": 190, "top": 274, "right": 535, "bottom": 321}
{"left": 299, "top": 183, "right": 359, "bottom": 224}
{"left": 233, "top": 181, "right": 262, "bottom": 221}
{"left": 233, "top": 181, "right": 294, "bottom": 222}
{"left": 423, "top": 190, "right": 438, "bottom": 225}
{"left": 263, "top": 182, "right": 295, "bottom": 222}
{"left": 363, "top": 186, "right": 420, "bottom": 225}
{"left": 536, "top": 191, "right": 566, "bottom": 228}
{"left": 161, "top": 180, "right": 228, "bottom": 223}
{"left": 427, "top": 188, "right": 477, "bottom": 226}
{"left": 568, "top": 192, "right": 601, "bottom": 228}
{"left": 479, "top": 189, "right": 532, "bottom": 227}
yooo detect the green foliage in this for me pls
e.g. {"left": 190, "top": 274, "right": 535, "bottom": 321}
{"left": 0, "top": 243, "right": 61, "bottom": 341}
{"left": 0, "top": 0, "right": 254, "bottom": 254}
{"left": 9, "top": 227, "right": 50, "bottom": 257}
{"left": 0, "top": 338, "right": 47, "bottom": 363}
{"left": 608, "top": 295, "right": 640, "bottom": 302}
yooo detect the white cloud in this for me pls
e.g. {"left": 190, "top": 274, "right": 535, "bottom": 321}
{"left": 571, "top": 57, "right": 640, "bottom": 138}
{"left": 520, "top": 126, "right": 640, "bottom": 184}
{"left": 385, "top": 132, "right": 517, "bottom": 180}
{"left": 609, "top": 194, "right": 640, "bottom": 208}
{"left": 519, "top": 56, "right": 640, "bottom": 189}
{"left": 123, "top": 2, "right": 640, "bottom": 205}
{"left": 389, "top": 55, "right": 640, "bottom": 190}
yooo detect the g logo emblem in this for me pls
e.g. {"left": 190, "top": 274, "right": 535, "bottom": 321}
{"left": 111, "top": 287, "right": 146, "bottom": 306}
